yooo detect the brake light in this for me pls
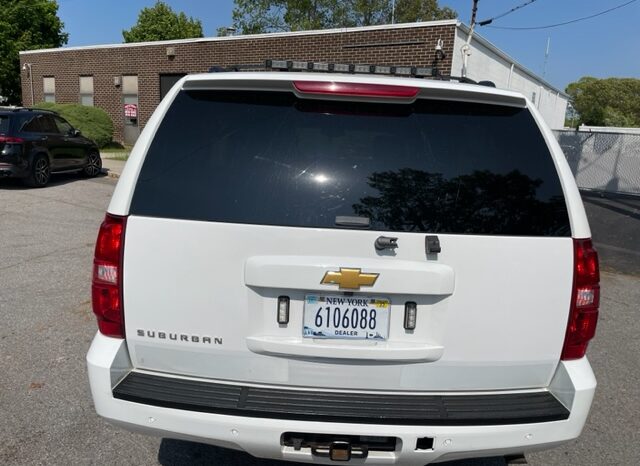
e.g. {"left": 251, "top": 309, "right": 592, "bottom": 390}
{"left": 293, "top": 81, "right": 419, "bottom": 98}
{"left": 0, "top": 136, "right": 24, "bottom": 143}
{"left": 561, "top": 239, "right": 600, "bottom": 360}
{"left": 92, "top": 214, "right": 126, "bottom": 338}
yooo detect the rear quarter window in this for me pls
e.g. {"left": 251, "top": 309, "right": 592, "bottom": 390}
{"left": 130, "top": 90, "right": 570, "bottom": 237}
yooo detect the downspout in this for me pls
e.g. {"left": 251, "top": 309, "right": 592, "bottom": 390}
{"left": 30, "top": 68, "right": 34, "bottom": 106}
{"left": 23, "top": 63, "right": 34, "bottom": 106}
{"left": 507, "top": 63, "right": 514, "bottom": 89}
{"left": 537, "top": 85, "right": 543, "bottom": 109}
{"left": 461, "top": 0, "right": 479, "bottom": 78}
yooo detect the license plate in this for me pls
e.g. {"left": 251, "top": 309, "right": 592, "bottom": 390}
{"left": 303, "top": 295, "right": 390, "bottom": 340}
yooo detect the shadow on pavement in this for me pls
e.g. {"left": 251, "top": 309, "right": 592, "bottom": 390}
{"left": 157, "top": 438, "right": 505, "bottom": 466}
{"left": 0, "top": 171, "right": 107, "bottom": 190}
{"left": 581, "top": 192, "right": 640, "bottom": 222}
{"left": 580, "top": 191, "right": 640, "bottom": 276}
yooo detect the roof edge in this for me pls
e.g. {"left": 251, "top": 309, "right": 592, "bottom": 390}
{"left": 20, "top": 20, "right": 458, "bottom": 55}
{"left": 456, "top": 22, "right": 570, "bottom": 98}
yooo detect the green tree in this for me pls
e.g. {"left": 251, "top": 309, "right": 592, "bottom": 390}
{"left": 283, "top": 0, "right": 335, "bottom": 30}
{"left": 345, "top": 0, "right": 391, "bottom": 27}
{"left": 0, "top": 0, "right": 68, "bottom": 105}
{"left": 231, "top": 0, "right": 456, "bottom": 33}
{"left": 394, "top": 0, "right": 457, "bottom": 23}
{"left": 123, "top": 1, "right": 203, "bottom": 43}
{"left": 232, "top": 0, "right": 288, "bottom": 34}
{"left": 566, "top": 77, "right": 640, "bottom": 127}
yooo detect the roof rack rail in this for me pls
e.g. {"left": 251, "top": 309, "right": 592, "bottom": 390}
{"left": 209, "top": 63, "right": 264, "bottom": 73}
{"left": 208, "top": 60, "right": 496, "bottom": 88}
{"left": 263, "top": 59, "right": 440, "bottom": 78}
{"left": 2, "top": 107, "right": 58, "bottom": 114}
{"left": 432, "top": 75, "right": 476, "bottom": 84}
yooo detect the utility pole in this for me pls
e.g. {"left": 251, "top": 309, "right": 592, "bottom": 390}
{"left": 461, "top": 0, "right": 479, "bottom": 78}
{"left": 391, "top": 0, "right": 395, "bottom": 24}
{"left": 470, "top": 0, "right": 479, "bottom": 28}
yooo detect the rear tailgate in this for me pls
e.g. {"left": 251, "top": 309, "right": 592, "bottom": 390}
{"left": 120, "top": 78, "right": 574, "bottom": 391}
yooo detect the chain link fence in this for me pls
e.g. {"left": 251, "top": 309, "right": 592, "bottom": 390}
{"left": 554, "top": 129, "right": 640, "bottom": 196}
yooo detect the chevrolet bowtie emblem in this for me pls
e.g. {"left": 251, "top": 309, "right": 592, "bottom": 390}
{"left": 321, "top": 268, "right": 379, "bottom": 290}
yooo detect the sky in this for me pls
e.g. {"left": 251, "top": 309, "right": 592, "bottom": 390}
{"left": 57, "top": 0, "right": 640, "bottom": 91}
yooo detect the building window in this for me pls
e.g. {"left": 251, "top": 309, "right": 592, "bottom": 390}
{"left": 79, "top": 76, "right": 94, "bottom": 106}
{"left": 43, "top": 77, "right": 55, "bottom": 103}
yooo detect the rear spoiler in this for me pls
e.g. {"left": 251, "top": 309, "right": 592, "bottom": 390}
{"left": 181, "top": 73, "right": 528, "bottom": 109}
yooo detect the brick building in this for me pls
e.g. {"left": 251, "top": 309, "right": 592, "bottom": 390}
{"left": 19, "top": 20, "right": 569, "bottom": 144}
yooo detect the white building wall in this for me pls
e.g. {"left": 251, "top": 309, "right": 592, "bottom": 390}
{"left": 452, "top": 26, "right": 568, "bottom": 129}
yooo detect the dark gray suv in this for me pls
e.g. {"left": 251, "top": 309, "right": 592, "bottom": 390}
{"left": 0, "top": 107, "right": 101, "bottom": 187}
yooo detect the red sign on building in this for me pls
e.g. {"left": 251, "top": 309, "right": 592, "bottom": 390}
{"left": 124, "top": 103, "right": 138, "bottom": 118}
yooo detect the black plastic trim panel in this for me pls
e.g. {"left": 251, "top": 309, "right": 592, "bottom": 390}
{"left": 113, "top": 371, "right": 570, "bottom": 426}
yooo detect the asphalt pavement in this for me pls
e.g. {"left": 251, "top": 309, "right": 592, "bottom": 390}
{"left": 581, "top": 191, "right": 640, "bottom": 276}
{"left": 0, "top": 173, "right": 638, "bottom": 465}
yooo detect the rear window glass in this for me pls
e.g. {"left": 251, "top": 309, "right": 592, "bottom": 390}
{"left": 130, "top": 90, "right": 570, "bottom": 236}
{"left": 0, "top": 116, "right": 9, "bottom": 134}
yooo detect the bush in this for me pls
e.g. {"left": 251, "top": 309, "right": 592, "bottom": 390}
{"left": 35, "top": 102, "right": 114, "bottom": 147}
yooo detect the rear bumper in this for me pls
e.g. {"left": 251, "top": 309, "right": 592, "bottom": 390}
{"left": 0, "top": 162, "right": 28, "bottom": 178}
{"left": 113, "top": 371, "right": 570, "bottom": 426}
{"left": 87, "top": 332, "right": 596, "bottom": 464}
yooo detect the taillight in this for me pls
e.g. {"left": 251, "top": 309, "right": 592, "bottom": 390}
{"left": 92, "top": 214, "right": 126, "bottom": 338}
{"left": 293, "top": 81, "right": 419, "bottom": 98}
{"left": 561, "top": 239, "right": 600, "bottom": 360}
{"left": 0, "top": 136, "right": 24, "bottom": 143}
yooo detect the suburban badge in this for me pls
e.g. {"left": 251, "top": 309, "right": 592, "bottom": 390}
{"left": 321, "top": 268, "right": 379, "bottom": 290}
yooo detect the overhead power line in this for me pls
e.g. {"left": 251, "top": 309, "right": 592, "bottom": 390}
{"left": 478, "top": 0, "right": 539, "bottom": 27}
{"left": 484, "top": 0, "right": 638, "bottom": 30}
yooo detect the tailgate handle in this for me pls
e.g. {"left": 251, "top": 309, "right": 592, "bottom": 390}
{"left": 425, "top": 235, "right": 441, "bottom": 254}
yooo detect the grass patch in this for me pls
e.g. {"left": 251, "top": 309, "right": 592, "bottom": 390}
{"left": 101, "top": 142, "right": 132, "bottom": 152}
{"left": 102, "top": 153, "right": 129, "bottom": 161}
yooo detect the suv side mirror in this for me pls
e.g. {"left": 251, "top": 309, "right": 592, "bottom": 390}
{"left": 72, "top": 129, "right": 81, "bottom": 137}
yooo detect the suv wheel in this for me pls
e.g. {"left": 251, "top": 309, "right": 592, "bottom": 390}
{"left": 23, "top": 155, "right": 51, "bottom": 188}
{"left": 83, "top": 152, "right": 102, "bottom": 178}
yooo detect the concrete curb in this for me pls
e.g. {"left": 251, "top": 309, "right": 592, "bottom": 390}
{"left": 100, "top": 156, "right": 127, "bottom": 179}
{"left": 101, "top": 168, "right": 120, "bottom": 179}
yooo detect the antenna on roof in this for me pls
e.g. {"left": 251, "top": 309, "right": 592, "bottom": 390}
{"left": 542, "top": 37, "right": 551, "bottom": 78}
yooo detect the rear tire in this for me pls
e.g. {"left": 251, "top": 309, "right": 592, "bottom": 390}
{"left": 23, "top": 154, "right": 50, "bottom": 188}
{"left": 83, "top": 152, "right": 102, "bottom": 178}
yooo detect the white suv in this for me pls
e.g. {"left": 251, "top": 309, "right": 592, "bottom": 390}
{"left": 87, "top": 70, "right": 600, "bottom": 465}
